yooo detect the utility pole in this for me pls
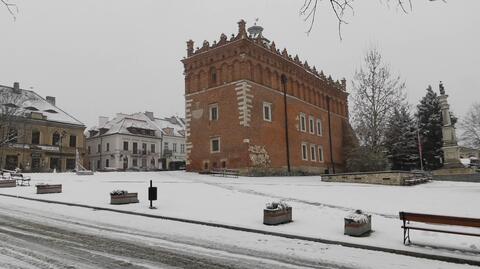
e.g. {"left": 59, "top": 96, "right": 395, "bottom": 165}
{"left": 281, "top": 74, "right": 291, "bottom": 174}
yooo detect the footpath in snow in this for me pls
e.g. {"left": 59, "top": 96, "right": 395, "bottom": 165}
{"left": 0, "top": 171, "right": 479, "bottom": 263}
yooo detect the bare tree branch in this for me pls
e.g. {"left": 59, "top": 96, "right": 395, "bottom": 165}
{"left": 300, "top": 0, "right": 446, "bottom": 39}
{"left": 1, "top": 0, "right": 18, "bottom": 20}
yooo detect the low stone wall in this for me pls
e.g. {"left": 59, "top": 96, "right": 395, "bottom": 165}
{"left": 433, "top": 173, "right": 480, "bottom": 183}
{"left": 322, "top": 171, "right": 429, "bottom": 186}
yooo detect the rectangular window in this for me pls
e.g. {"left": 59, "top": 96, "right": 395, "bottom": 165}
{"left": 209, "top": 103, "right": 219, "bottom": 121}
{"left": 164, "top": 142, "right": 169, "bottom": 150}
{"left": 123, "top": 141, "right": 128, "bottom": 151}
{"left": 309, "top": 116, "right": 315, "bottom": 134}
{"left": 142, "top": 143, "right": 147, "bottom": 154}
{"left": 133, "top": 142, "right": 138, "bottom": 154}
{"left": 66, "top": 159, "right": 75, "bottom": 170}
{"left": 263, "top": 102, "right": 272, "bottom": 122}
{"left": 316, "top": 119, "right": 323, "bottom": 136}
{"left": 300, "top": 113, "right": 306, "bottom": 132}
{"left": 310, "top": 145, "right": 317, "bottom": 161}
{"left": 180, "top": 144, "right": 185, "bottom": 153}
{"left": 87, "top": 146, "right": 91, "bottom": 154}
{"left": 211, "top": 137, "right": 220, "bottom": 153}
{"left": 96, "top": 160, "right": 100, "bottom": 169}
{"left": 151, "top": 144, "right": 155, "bottom": 153}
{"left": 301, "top": 143, "right": 308, "bottom": 160}
{"left": 132, "top": 158, "right": 138, "bottom": 167}
{"left": 173, "top": 143, "right": 177, "bottom": 153}
{"left": 69, "top": 135, "right": 77, "bottom": 147}
{"left": 106, "top": 143, "right": 110, "bottom": 152}
{"left": 31, "top": 130, "right": 40, "bottom": 145}
{"left": 318, "top": 146, "right": 324, "bottom": 162}
{"left": 8, "top": 128, "right": 18, "bottom": 144}
{"left": 105, "top": 159, "right": 109, "bottom": 167}
{"left": 97, "top": 144, "right": 101, "bottom": 153}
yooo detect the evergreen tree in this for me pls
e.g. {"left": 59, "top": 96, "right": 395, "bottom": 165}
{"left": 416, "top": 86, "right": 443, "bottom": 170}
{"left": 385, "top": 106, "right": 419, "bottom": 171}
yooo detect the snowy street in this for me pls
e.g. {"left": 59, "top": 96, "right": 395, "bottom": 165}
{"left": 0, "top": 195, "right": 476, "bottom": 269}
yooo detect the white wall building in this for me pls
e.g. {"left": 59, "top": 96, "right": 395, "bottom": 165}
{"left": 86, "top": 112, "right": 185, "bottom": 171}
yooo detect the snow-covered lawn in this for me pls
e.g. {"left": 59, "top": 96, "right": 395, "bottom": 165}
{"left": 1, "top": 171, "right": 479, "bottom": 262}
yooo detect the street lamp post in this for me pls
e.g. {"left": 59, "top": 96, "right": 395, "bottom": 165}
{"left": 281, "top": 74, "right": 291, "bottom": 174}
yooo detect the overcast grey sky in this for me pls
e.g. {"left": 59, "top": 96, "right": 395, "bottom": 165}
{"left": 1, "top": 0, "right": 479, "bottom": 127}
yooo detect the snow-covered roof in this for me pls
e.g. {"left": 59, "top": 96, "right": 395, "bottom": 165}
{"left": 87, "top": 112, "right": 185, "bottom": 139}
{"left": 0, "top": 85, "right": 84, "bottom": 126}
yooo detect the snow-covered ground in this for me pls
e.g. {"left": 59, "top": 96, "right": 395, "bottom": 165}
{"left": 1, "top": 171, "right": 479, "bottom": 263}
{"left": 0, "top": 195, "right": 474, "bottom": 269}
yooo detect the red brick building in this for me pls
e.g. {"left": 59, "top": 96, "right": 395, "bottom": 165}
{"left": 182, "top": 20, "right": 350, "bottom": 174}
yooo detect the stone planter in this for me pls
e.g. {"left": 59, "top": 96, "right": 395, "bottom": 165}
{"left": 344, "top": 210, "right": 372, "bottom": 237}
{"left": 36, "top": 184, "right": 62, "bottom": 194}
{"left": 110, "top": 193, "right": 139, "bottom": 205}
{"left": 263, "top": 207, "right": 292, "bottom": 225}
{"left": 0, "top": 180, "right": 16, "bottom": 188}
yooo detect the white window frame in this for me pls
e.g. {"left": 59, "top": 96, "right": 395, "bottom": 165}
{"left": 180, "top": 144, "right": 185, "bottom": 153}
{"left": 263, "top": 102, "right": 272, "bottom": 122}
{"left": 209, "top": 103, "right": 219, "bottom": 121}
{"left": 310, "top": 144, "right": 317, "bottom": 161}
{"left": 316, "top": 119, "right": 323, "bottom": 136}
{"left": 301, "top": 143, "right": 308, "bottom": 161}
{"left": 309, "top": 116, "right": 315, "bottom": 134}
{"left": 318, "top": 146, "right": 324, "bottom": 162}
{"left": 300, "top": 113, "right": 306, "bottom": 132}
{"left": 210, "top": 137, "right": 221, "bottom": 153}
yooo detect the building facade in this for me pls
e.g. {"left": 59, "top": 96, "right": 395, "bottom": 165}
{"left": 86, "top": 112, "right": 185, "bottom": 171}
{"left": 182, "top": 20, "right": 350, "bottom": 174}
{"left": 0, "top": 82, "right": 86, "bottom": 172}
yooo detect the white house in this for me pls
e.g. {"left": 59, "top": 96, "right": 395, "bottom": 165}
{"left": 86, "top": 112, "right": 186, "bottom": 171}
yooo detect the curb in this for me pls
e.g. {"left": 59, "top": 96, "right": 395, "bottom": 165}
{"left": 1, "top": 193, "right": 479, "bottom": 267}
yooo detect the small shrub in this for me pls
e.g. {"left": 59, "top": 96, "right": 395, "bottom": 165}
{"left": 110, "top": 190, "right": 128, "bottom": 196}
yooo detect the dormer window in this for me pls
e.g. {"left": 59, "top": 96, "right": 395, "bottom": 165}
{"left": 24, "top": 106, "right": 39, "bottom": 111}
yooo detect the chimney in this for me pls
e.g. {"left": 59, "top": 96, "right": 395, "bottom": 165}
{"left": 145, "top": 111, "right": 154, "bottom": 121}
{"left": 12, "top": 82, "right": 21, "bottom": 94}
{"left": 46, "top": 96, "right": 56, "bottom": 106}
{"left": 98, "top": 116, "right": 109, "bottom": 127}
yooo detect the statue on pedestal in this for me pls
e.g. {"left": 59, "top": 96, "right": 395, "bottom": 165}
{"left": 438, "top": 82, "right": 463, "bottom": 169}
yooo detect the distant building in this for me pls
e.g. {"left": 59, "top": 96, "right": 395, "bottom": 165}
{"left": 0, "top": 82, "right": 86, "bottom": 172}
{"left": 182, "top": 20, "right": 350, "bottom": 174}
{"left": 86, "top": 112, "right": 185, "bottom": 171}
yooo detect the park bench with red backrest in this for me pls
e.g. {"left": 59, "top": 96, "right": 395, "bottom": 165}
{"left": 399, "top": 211, "right": 480, "bottom": 245}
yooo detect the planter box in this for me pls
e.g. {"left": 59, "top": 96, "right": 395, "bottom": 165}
{"left": 110, "top": 193, "right": 139, "bottom": 205}
{"left": 0, "top": 180, "right": 16, "bottom": 188}
{"left": 263, "top": 207, "right": 292, "bottom": 225}
{"left": 344, "top": 215, "right": 372, "bottom": 236}
{"left": 36, "top": 184, "right": 62, "bottom": 194}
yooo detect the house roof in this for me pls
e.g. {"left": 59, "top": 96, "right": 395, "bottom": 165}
{"left": 0, "top": 85, "right": 84, "bottom": 126}
{"left": 87, "top": 112, "right": 185, "bottom": 139}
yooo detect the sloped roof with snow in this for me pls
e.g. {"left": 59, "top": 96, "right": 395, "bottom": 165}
{"left": 87, "top": 113, "right": 185, "bottom": 139}
{"left": 0, "top": 85, "right": 84, "bottom": 126}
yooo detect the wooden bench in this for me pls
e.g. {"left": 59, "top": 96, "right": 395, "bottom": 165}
{"left": 399, "top": 211, "right": 480, "bottom": 245}
{"left": 11, "top": 173, "right": 31, "bottom": 186}
{"left": 210, "top": 168, "right": 240, "bottom": 178}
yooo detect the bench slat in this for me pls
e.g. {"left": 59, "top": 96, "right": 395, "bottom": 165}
{"left": 399, "top": 212, "right": 480, "bottom": 228}
{"left": 402, "top": 226, "right": 480, "bottom": 237}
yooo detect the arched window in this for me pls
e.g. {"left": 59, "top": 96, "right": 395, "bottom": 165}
{"left": 209, "top": 67, "right": 217, "bottom": 87}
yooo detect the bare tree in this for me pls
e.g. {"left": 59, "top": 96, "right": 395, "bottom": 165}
{"left": 1, "top": 0, "right": 18, "bottom": 20}
{"left": 460, "top": 103, "right": 480, "bottom": 149}
{"left": 300, "top": 0, "right": 446, "bottom": 38}
{"left": 0, "top": 86, "right": 29, "bottom": 147}
{"left": 351, "top": 47, "right": 406, "bottom": 152}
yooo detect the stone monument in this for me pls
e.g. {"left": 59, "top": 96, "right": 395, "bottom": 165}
{"left": 434, "top": 82, "right": 475, "bottom": 175}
